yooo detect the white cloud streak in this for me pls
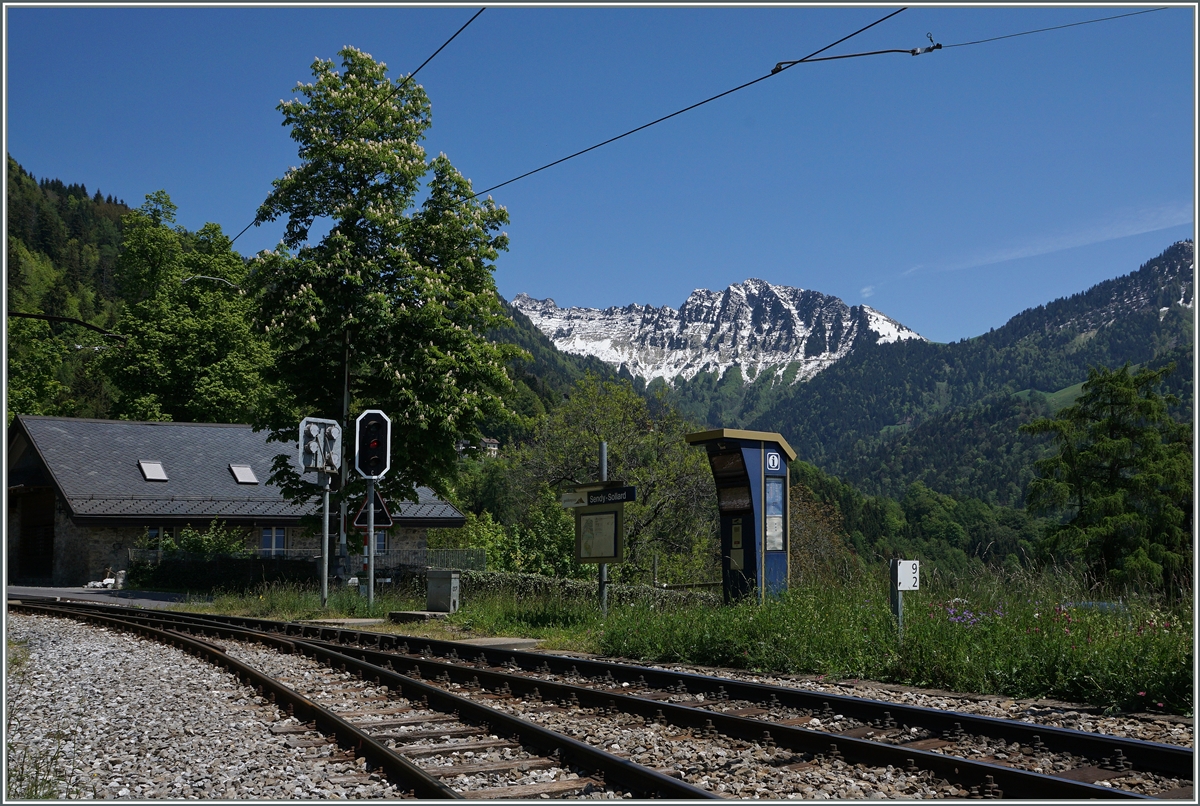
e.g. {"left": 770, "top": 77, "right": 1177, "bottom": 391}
{"left": 918, "top": 202, "right": 1194, "bottom": 276}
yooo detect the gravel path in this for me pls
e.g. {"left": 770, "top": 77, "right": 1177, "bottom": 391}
{"left": 5, "top": 613, "right": 398, "bottom": 799}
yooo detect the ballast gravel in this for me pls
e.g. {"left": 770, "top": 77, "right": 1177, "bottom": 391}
{"left": 6, "top": 613, "right": 397, "bottom": 799}
{"left": 584, "top": 657, "right": 1193, "bottom": 748}
{"left": 219, "top": 638, "right": 964, "bottom": 799}
{"left": 7, "top": 611, "right": 1192, "bottom": 800}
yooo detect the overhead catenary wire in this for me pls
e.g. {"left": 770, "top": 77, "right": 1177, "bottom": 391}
{"left": 942, "top": 6, "right": 1167, "bottom": 49}
{"left": 772, "top": 7, "right": 1168, "bottom": 70}
{"left": 231, "top": 7, "right": 486, "bottom": 245}
{"left": 229, "top": 5, "right": 1173, "bottom": 236}
{"left": 7, "top": 311, "right": 127, "bottom": 343}
{"left": 460, "top": 7, "right": 908, "bottom": 203}
{"left": 460, "top": 5, "right": 1171, "bottom": 205}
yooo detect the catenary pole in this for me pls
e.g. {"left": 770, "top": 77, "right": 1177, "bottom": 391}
{"left": 322, "top": 472, "right": 331, "bottom": 607}
{"left": 340, "top": 331, "right": 350, "bottom": 577}
{"left": 599, "top": 441, "right": 608, "bottom": 617}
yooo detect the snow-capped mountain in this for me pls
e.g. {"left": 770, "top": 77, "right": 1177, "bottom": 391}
{"left": 511, "top": 278, "right": 924, "bottom": 384}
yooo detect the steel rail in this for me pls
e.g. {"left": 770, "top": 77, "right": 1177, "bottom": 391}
{"left": 289, "top": 636, "right": 720, "bottom": 799}
{"left": 10, "top": 600, "right": 716, "bottom": 799}
{"left": 8, "top": 602, "right": 461, "bottom": 799}
{"left": 13, "top": 600, "right": 1159, "bottom": 800}
{"left": 298, "top": 633, "right": 1153, "bottom": 800}
{"left": 97, "top": 602, "right": 1188, "bottom": 780}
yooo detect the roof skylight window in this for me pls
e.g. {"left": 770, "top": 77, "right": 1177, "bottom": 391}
{"left": 229, "top": 464, "right": 258, "bottom": 484}
{"left": 138, "top": 460, "right": 168, "bottom": 482}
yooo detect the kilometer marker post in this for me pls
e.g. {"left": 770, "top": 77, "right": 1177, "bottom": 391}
{"left": 890, "top": 558, "right": 919, "bottom": 641}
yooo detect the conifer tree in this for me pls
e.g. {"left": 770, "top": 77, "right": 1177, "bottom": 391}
{"left": 1022, "top": 363, "right": 1192, "bottom": 593}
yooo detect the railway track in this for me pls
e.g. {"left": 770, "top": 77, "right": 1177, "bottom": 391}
{"left": 9, "top": 598, "right": 1192, "bottom": 799}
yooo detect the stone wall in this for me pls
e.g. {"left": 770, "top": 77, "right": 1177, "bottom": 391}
{"left": 286, "top": 526, "right": 318, "bottom": 553}
{"left": 52, "top": 502, "right": 143, "bottom": 587}
{"left": 390, "top": 528, "right": 428, "bottom": 552}
{"left": 12, "top": 501, "right": 433, "bottom": 586}
{"left": 6, "top": 493, "right": 23, "bottom": 581}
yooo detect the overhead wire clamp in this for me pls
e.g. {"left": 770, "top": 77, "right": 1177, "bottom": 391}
{"left": 911, "top": 33, "right": 942, "bottom": 56}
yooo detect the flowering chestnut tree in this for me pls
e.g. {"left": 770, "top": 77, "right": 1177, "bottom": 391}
{"left": 249, "top": 46, "right": 523, "bottom": 504}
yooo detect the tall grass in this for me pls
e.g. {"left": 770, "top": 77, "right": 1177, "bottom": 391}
{"left": 176, "top": 580, "right": 425, "bottom": 621}
{"left": 601, "top": 566, "right": 1192, "bottom": 714}
{"left": 446, "top": 592, "right": 604, "bottom": 650}
{"left": 167, "top": 568, "right": 1191, "bottom": 714}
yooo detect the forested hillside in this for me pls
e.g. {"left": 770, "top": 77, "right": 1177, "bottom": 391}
{"left": 483, "top": 302, "right": 624, "bottom": 443}
{"left": 743, "top": 241, "right": 1194, "bottom": 506}
{"left": 4, "top": 156, "right": 612, "bottom": 432}
{"left": 7, "top": 156, "right": 131, "bottom": 420}
{"left": 831, "top": 342, "right": 1193, "bottom": 506}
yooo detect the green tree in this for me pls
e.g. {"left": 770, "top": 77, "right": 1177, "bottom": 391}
{"left": 249, "top": 47, "right": 521, "bottom": 504}
{"left": 6, "top": 157, "right": 128, "bottom": 421}
{"left": 1022, "top": 363, "right": 1193, "bottom": 592}
{"left": 509, "top": 375, "right": 718, "bottom": 584}
{"left": 99, "top": 193, "right": 272, "bottom": 423}
{"left": 5, "top": 317, "right": 74, "bottom": 423}
{"left": 499, "top": 486, "right": 586, "bottom": 578}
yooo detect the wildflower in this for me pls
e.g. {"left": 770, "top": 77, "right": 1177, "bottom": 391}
{"left": 1138, "top": 692, "right": 1146, "bottom": 696}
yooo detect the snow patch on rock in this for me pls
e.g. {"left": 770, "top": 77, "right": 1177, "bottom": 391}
{"left": 512, "top": 279, "right": 925, "bottom": 385}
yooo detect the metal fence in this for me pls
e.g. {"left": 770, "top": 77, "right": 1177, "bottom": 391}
{"left": 130, "top": 547, "right": 486, "bottom": 571}
{"left": 344, "top": 549, "right": 486, "bottom": 571}
{"left": 657, "top": 581, "right": 723, "bottom": 591}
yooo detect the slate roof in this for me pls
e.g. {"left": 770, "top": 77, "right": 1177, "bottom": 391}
{"left": 390, "top": 486, "right": 467, "bottom": 527}
{"left": 9, "top": 416, "right": 463, "bottom": 528}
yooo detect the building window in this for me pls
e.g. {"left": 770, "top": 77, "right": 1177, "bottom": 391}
{"left": 375, "top": 530, "right": 387, "bottom": 554}
{"left": 229, "top": 464, "right": 258, "bottom": 484}
{"left": 261, "top": 527, "right": 286, "bottom": 556}
{"left": 138, "top": 460, "right": 168, "bottom": 482}
{"left": 146, "top": 526, "right": 176, "bottom": 549}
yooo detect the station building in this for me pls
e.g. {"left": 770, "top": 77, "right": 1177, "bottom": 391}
{"left": 6, "top": 415, "right": 464, "bottom": 586}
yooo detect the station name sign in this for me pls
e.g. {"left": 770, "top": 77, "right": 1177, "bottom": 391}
{"left": 586, "top": 486, "right": 636, "bottom": 506}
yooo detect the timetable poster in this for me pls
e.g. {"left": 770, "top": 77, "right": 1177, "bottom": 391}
{"left": 580, "top": 512, "right": 616, "bottom": 559}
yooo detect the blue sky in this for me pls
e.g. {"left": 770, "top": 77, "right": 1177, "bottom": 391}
{"left": 5, "top": 5, "right": 1195, "bottom": 343}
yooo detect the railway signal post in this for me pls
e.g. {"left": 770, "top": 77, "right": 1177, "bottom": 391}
{"left": 300, "top": 416, "right": 342, "bottom": 607}
{"left": 355, "top": 409, "right": 391, "bottom": 607}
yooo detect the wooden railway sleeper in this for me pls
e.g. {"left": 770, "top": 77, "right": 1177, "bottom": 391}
{"left": 9, "top": 603, "right": 461, "bottom": 799}
{"left": 21, "top": 603, "right": 1186, "bottom": 796}
{"left": 300, "top": 634, "right": 1157, "bottom": 801}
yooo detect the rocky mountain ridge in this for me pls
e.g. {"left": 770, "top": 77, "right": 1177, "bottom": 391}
{"left": 512, "top": 278, "right": 923, "bottom": 384}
